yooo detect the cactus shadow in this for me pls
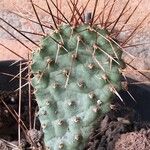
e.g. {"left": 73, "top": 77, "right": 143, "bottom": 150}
{"left": 0, "top": 60, "right": 28, "bottom": 91}
{"left": 117, "top": 79, "right": 150, "bottom": 122}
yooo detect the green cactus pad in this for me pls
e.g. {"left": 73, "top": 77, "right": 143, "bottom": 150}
{"left": 32, "top": 24, "right": 124, "bottom": 150}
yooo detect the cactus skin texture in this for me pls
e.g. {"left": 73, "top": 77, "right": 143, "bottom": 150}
{"left": 31, "top": 24, "right": 124, "bottom": 150}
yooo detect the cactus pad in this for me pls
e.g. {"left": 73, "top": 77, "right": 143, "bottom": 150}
{"left": 31, "top": 24, "right": 124, "bottom": 150}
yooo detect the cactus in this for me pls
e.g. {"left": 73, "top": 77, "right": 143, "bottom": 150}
{"left": 0, "top": 0, "right": 148, "bottom": 149}
{"left": 31, "top": 23, "right": 124, "bottom": 149}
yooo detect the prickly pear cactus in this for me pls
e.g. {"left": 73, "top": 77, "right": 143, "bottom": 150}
{"left": 31, "top": 24, "right": 124, "bottom": 150}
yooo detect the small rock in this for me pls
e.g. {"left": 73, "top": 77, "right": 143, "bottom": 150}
{"left": 27, "top": 129, "right": 43, "bottom": 143}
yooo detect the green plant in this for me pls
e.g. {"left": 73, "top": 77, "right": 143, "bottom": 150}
{"left": 31, "top": 15, "right": 125, "bottom": 150}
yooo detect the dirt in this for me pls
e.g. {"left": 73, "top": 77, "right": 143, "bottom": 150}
{"left": 85, "top": 106, "right": 150, "bottom": 150}
{"left": 0, "top": 89, "right": 43, "bottom": 149}
{"left": 115, "top": 130, "right": 150, "bottom": 150}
